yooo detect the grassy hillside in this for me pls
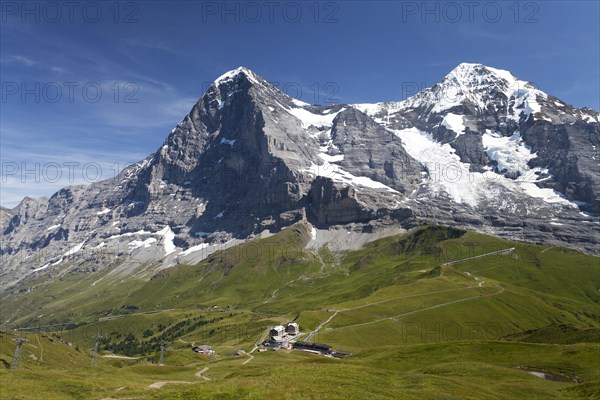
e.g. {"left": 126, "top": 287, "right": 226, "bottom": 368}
{"left": 502, "top": 324, "right": 600, "bottom": 344}
{"left": 1, "top": 331, "right": 599, "bottom": 400}
{"left": 1, "top": 224, "right": 599, "bottom": 399}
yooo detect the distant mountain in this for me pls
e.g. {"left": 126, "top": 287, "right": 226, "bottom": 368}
{"left": 0, "top": 206, "right": 14, "bottom": 229}
{"left": 1, "top": 64, "right": 598, "bottom": 290}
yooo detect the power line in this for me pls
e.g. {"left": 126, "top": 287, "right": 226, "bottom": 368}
{"left": 91, "top": 332, "right": 101, "bottom": 366}
{"left": 159, "top": 339, "right": 165, "bottom": 365}
{"left": 11, "top": 336, "right": 26, "bottom": 370}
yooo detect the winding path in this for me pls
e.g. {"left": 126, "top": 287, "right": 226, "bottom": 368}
{"left": 305, "top": 286, "right": 477, "bottom": 340}
{"left": 102, "top": 354, "right": 139, "bottom": 360}
{"left": 305, "top": 254, "right": 508, "bottom": 337}
{"left": 195, "top": 367, "right": 210, "bottom": 380}
{"left": 333, "top": 284, "right": 504, "bottom": 330}
{"left": 148, "top": 381, "right": 193, "bottom": 389}
{"left": 336, "top": 286, "right": 476, "bottom": 312}
{"left": 443, "top": 247, "right": 515, "bottom": 266}
{"left": 306, "top": 311, "right": 339, "bottom": 341}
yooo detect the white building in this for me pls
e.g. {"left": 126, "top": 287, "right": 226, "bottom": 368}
{"left": 286, "top": 322, "right": 300, "bottom": 335}
{"left": 270, "top": 325, "right": 285, "bottom": 338}
{"left": 193, "top": 345, "right": 214, "bottom": 355}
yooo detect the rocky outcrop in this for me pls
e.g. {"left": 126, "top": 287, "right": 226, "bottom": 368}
{"left": 307, "top": 177, "right": 373, "bottom": 225}
{"left": 0, "top": 206, "right": 14, "bottom": 231}
{"left": 331, "top": 108, "right": 424, "bottom": 193}
{"left": 522, "top": 118, "right": 600, "bottom": 213}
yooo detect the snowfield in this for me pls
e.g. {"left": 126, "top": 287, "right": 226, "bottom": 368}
{"left": 287, "top": 106, "right": 345, "bottom": 129}
{"left": 393, "top": 127, "right": 578, "bottom": 208}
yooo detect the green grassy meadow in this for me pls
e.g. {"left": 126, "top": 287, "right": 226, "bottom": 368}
{"left": 1, "top": 224, "right": 599, "bottom": 399}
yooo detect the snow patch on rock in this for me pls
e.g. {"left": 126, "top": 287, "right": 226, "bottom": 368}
{"left": 128, "top": 237, "right": 157, "bottom": 250}
{"left": 441, "top": 113, "right": 465, "bottom": 135}
{"left": 179, "top": 243, "right": 210, "bottom": 257}
{"left": 63, "top": 242, "right": 85, "bottom": 257}
{"left": 304, "top": 162, "right": 399, "bottom": 193}
{"left": 287, "top": 106, "right": 345, "bottom": 129}
{"left": 156, "top": 226, "right": 177, "bottom": 256}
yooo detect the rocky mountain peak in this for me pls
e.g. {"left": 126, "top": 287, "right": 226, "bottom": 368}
{"left": 206, "top": 66, "right": 285, "bottom": 106}
{"left": 400, "top": 62, "right": 543, "bottom": 118}
{"left": 353, "top": 63, "right": 598, "bottom": 213}
{"left": 446, "top": 62, "right": 525, "bottom": 89}
{"left": 213, "top": 66, "right": 261, "bottom": 86}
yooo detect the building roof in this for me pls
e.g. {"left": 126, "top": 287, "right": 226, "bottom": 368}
{"left": 287, "top": 322, "right": 299, "bottom": 328}
{"left": 272, "top": 325, "right": 285, "bottom": 331}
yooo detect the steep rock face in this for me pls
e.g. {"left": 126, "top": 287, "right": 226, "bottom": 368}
{"left": 0, "top": 67, "right": 422, "bottom": 288}
{"left": 330, "top": 108, "right": 424, "bottom": 193}
{"left": 307, "top": 177, "right": 373, "bottom": 225}
{"left": 521, "top": 119, "right": 600, "bottom": 212}
{"left": 130, "top": 70, "right": 313, "bottom": 238}
{"left": 307, "top": 176, "right": 416, "bottom": 226}
{"left": 451, "top": 133, "right": 489, "bottom": 170}
{"left": 3, "top": 196, "right": 54, "bottom": 244}
{"left": 0, "top": 207, "right": 14, "bottom": 232}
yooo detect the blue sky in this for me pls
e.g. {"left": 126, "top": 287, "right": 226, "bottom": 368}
{"left": 1, "top": 0, "right": 598, "bottom": 207}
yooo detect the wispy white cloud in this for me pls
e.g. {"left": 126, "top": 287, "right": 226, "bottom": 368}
{"left": 0, "top": 54, "right": 64, "bottom": 74}
{"left": 455, "top": 25, "right": 507, "bottom": 41}
{"left": 4, "top": 55, "right": 36, "bottom": 67}
{"left": 0, "top": 139, "right": 150, "bottom": 208}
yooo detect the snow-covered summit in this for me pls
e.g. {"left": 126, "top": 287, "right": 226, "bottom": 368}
{"left": 213, "top": 66, "right": 261, "bottom": 86}
{"left": 399, "top": 62, "right": 547, "bottom": 118}
{"left": 446, "top": 62, "right": 523, "bottom": 88}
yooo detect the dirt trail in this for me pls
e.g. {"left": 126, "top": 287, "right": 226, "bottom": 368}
{"left": 36, "top": 334, "right": 43, "bottom": 363}
{"left": 148, "top": 381, "right": 193, "bottom": 389}
{"left": 306, "top": 286, "right": 477, "bottom": 339}
{"left": 195, "top": 367, "right": 210, "bottom": 380}
{"left": 337, "top": 284, "right": 505, "bottom": 330}
{"left": 102, "top": 354, "right": 139, "bottom": 359}
{"left": 242, "top": 328, "right": 270, "bottom": 365}
{"left": 338, "top": 295, "right": 482, "bottom": 329}
{"left": 314, "top": 250, "right": 327, "bottom": 273}
{"left": 263, "top": 275, "right": 308, "bottom": 304}
{"left": 99, "top": 309, "right": 176, "bottom": 322}
{"left": 148, "top": 366, "right": 210, "bottom": 389}
{"left": 306, "top": 311, "right": 339, "bottom": 341}
{"left": 250, "top": 328, "right": 270, "bottom": 353}
{"left": 307, "top": 260, "right": 505, "bottom": 334}
{"left": 337, "top": 286, "right": 475, "bottom": 312}
{"left": 443, "top": 247, "right": 515, "bottom": 266}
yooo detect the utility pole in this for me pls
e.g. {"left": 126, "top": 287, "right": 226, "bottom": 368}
{"left": 159, "top": 339, "right": 165, "bottom": 365}
{"left": 91, "top": 332, "right": 101, "bottom": 366}
{"left": 11, "top": 336, "right": 26, "bottom": 370}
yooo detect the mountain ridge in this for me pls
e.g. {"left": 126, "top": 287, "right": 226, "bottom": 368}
{"left": 1, "top": 63, "right": 598, "bottom": 290}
